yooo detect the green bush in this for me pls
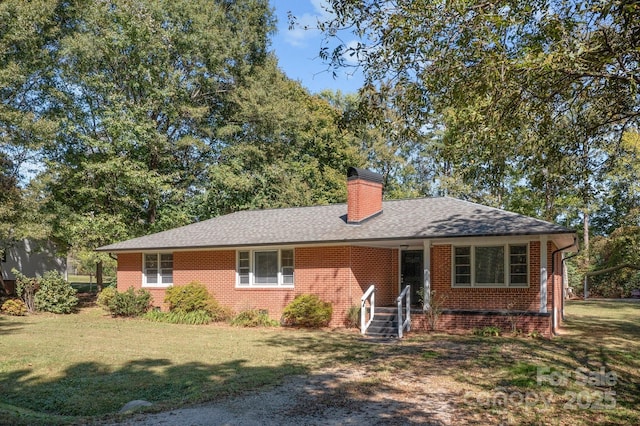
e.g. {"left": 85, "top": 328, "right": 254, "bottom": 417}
{"left": 96, "top": 287, "right": 117, "bottom": 311}
{"left": 1, "top": 298, "right": 27, "bottom": 316}
{"left": 164, "top": 281, "right": 232, "bottom": 322}
{"left": 34, "top": 271, "right": 78, "bottom": 314}
{"left": 12, "top": 269, "right": 37, "bottom": 312}
{"left": 108, "top": 287, "right": 152, "bottom": 317}
{"left": 230, "top": 309, "right": 279, "bottom": 327}
{"left": 143, "top": 309, "right": 212, "bottom": 325}
{"left": 165, "top": 281, "right": 210, "bottom": 313}
{"left": 473, "top": 326, "right": 502, "bottom": 337}
{"left": 281, "top": 294, "right": 332, "bottom": 328}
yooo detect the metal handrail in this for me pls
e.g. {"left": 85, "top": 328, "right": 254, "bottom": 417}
{"left": 397, "top": 285, "right": 411, "bottom": 338}
{"left": 360, "top": 284, "right": 375, "bottom": 335}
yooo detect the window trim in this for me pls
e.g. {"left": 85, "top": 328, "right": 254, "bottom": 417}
{"left": 142, "top": 252, "right": 173, "bottom": 288}
{"left": 236, "top": 248, "right": 295, "bottom": 288}
{"left": 452, "top": 243, "right": 529, "bottom": 288}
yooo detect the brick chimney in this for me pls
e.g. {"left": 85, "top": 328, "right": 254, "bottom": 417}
{"left": 346, "top": 167, "right": 384, "bottom": 224}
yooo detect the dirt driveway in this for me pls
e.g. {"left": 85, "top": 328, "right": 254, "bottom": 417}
{"left": 112, "top": 364, "right": 458, "bottom": 425}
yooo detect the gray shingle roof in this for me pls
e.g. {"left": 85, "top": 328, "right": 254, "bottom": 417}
{"left": 97, "top": 197, "right": 575, "bottom": 252}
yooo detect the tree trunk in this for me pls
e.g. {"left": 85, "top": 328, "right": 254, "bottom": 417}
{"left": 583, "top": 208, "right": 590, "bottom": 263}
{"left": 96, "top": 260, "right": 103, "bottom": 292}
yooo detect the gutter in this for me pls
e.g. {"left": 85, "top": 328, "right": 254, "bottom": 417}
{"left": 551, "top": 237, "right": 578, "bottom": 335}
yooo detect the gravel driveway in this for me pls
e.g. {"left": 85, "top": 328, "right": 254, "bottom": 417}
{"left": 110, "top": 366, "right": 456, "bottom": 425}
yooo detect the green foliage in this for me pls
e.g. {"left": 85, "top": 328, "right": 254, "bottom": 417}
{"left": 163, "top": 281, "right": 232, "bottom": 321}
{"left": 313, "top": 0, "right": 640, "bottom": 247}
{"left": 589, "top": 226, "right": 640, "bottom": 298}
{"left": 345, "top": 305, "right": 361, "bottom": 329}
{"left": 281, "top": 294, "right": 333, "bottom": 328}
{"left": 96, "top": 287, "right": 117, "bottom": 311}
{"left": 230, "top": 309, "right": 279, "bottom": 327}
{"left": 12, "top": 269, "right": 37, "bottom": 313}
{"left": 107, "top": 288, "right": 152, "bottom": 317}
{"left": 473, "top": 326, "right": 502, "bottom": 337}
{"left": 143, "top": 309, "right": 212, "bottom": 325}
{"left": 1, "top": 298, "right": 27, "bottom": 316}
{"left": 34, "top": 271, "right": 78, "bottom": 314}
{"left": 164, "top": 281, "right": 211, "bottom": 313}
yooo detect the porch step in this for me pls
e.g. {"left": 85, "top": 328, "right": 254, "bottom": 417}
{"left": 365, "top": 307, "right": 401, "bottom": 339}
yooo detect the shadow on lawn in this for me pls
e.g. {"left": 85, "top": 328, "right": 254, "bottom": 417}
{"left": 0, "top": 357, "right": 308, "bottom": 425}
{"left": 0, "top": 315, "right": 24, "bottom": 335}
{"left": 0, "top": 354, "right": 456, "bottom": 426}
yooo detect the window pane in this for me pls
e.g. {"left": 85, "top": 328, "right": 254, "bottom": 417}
{"left": 255, "top": 251, "right": 278, "bottom": 284}
{"left": 146, "top": 269, "right": 158, "bottom": 284}
{"left": 454, "top": 246, "right": 471, "bottom": 286}
{"left": 145, "top": 254, "right": 158, "bottom": 268}
{"left": 281, "top": 249, "right": 294, "bottom": 267}
{"left": 161, "top": 271, "right": 173, "bottom": 284}
{"left": 455, "top": 246, "right": 470, "bottom": 256}
{"left": 509, "top": 245, "right": 528, "bottom": 286}
{"left": 510, "top": 274, "right": 528, "bottom": 286}
{"left": 160, "top": 254, "right": 173, "bottom": 269}
{"left": 475, "top": 246, "right": 504, "bottom": 285}
{"left": 282, "top": 267, "right": 294, "bottom": 284}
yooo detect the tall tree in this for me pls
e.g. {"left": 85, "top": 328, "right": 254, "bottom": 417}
{"left": 200, "top": 57, "right": 365, "bottom": 216}
{"left": 0, "top": 154, "right": 20, "bottom": 294}
{"left": 311, "top": 0, "right": 639, "bottom": 248}
{"left": 2, "top": 0, "right": 276, "bottom": 283}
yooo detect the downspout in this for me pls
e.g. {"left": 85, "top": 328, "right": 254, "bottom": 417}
{"left": 551, "top": 238, "right": 577, "bottom": 335}
{"left": 561, "top": 250, "right": 580, "bottom": 321}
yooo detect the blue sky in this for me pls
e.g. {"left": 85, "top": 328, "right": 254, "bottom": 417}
{"left": 270, "top": 0, "right": 365, "bottom": 94}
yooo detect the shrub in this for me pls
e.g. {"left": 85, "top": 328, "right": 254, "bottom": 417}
{"left": 164, "top": 281, "right": 210, "bottom": 313}
{"left": 108, "top": 287, "right": 152, "bottom": 317}
{"left": 96, "top": 287, "right": 117, "bottom": 311}
{"left": 345, "top": 305, "right": 361, "bottom": 329}
{"left": 205, "top": 298, "right": 234, "bottom": 322}
{"left": 473, "top": 326, "right": 502, "bottom": 337}
{"left": 12, "top": 269, "right": 37, "bottom": 313}
{"left": 281, "top": 294, "right": 332, "bottom": 328}
{"left": 34, "top": 271, "right": 78, "bottom": 314}
{"left": 164, "top": 281, "right": 232, "bottom": 322}
{"left": 1, "top": 298, "right": 27, "bottom": 316}
{"left": 230, "top": 309, "right": 279, "bottom": 327}
{"left": 143, "top": 309, "right": 213, "bottom": 325}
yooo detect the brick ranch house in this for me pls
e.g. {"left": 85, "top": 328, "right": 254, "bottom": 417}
{"left": 98, "top": 167, "right": 577, "bottom": 337}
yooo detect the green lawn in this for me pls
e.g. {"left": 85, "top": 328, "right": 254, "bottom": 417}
{"left": 0, "top": 301, "right": 638, "bottom": 425}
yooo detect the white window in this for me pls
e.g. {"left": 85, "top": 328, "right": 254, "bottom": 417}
{"left": 143, "top": 253, "right": 173, "bottom": 287}
{"left": 453, "top": 244, "right": 528, "bottom": 288}
{"left": 236, "top": 249, "right": 294, "bottom": 287}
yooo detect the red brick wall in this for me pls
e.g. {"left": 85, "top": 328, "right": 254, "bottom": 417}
{"left": 431, "top": 242, "right": 545, "bottom": 311}
{"left": 411, "top": 311, "right": 552, "bottom": 337}
{"left": 347, "top": 179, "right": 382, "bottom": 223}
{"left": 116, "top": 253, "right": 142, "bottom": 291}
{"left": 115, "top": 239, "right": 560, "bottom": 332}
{"left": 116, "top": 245, "right": 397, "bottom": 327}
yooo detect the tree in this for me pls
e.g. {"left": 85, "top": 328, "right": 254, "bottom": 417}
{"left": 0, "top": 0, "right": 276, "bottom": 283}
{"left": 311, "top": 0, "right": 639, "bottom": 252}
{"left": 200, "top": 58, "right": 365, "bottom": 216}
{"left": 0, "top": 154, "right": 20, "bottom": 294}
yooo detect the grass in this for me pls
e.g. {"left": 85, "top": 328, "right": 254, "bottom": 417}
{"left": 0, "top": 300, "right": 638, "bottom": 425}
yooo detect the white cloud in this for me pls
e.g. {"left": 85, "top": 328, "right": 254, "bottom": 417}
{"left": 283, "top": 0, "right": 335, "bottom": 48}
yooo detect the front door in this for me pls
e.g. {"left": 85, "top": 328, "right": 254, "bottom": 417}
{"left": 401, "top": 250, "right": 423, "bottom": 306}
